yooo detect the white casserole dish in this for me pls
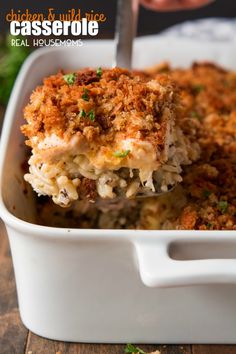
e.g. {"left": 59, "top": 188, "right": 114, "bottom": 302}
{"left": 0, "top": 36, "right": 236, "bottom": 343}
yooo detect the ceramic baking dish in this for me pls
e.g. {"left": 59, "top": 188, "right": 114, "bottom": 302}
{"left": 0, "top": 36, "right": 236, "bottom": 343}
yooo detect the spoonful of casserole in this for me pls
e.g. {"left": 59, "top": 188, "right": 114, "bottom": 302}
{"left": 21, "top": 67, "right": 200, "bottom": 207}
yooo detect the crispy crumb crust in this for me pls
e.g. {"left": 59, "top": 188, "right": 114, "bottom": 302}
{"left": 152, "top": 62, "right": 236, "bottom": 230}
{"left": 21, "top": 67, "right": 177, "bottom": 156}
{"left": 176, "top": 156, "right": 236, "bottom": 230}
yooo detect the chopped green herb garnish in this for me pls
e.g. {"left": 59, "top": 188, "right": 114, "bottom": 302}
{"left": 79, "top": 109, "right": 86, "bottom": 118}
{"left": 125, "top": 344, "right": 146, "bottom": 354}
{"left": 82, "top": 88, "right": 89, "bottom": 101}
{"left": 88, "top": 110, "right": 95, "bottom": 121}
{"left": 206, "top": 222, "right": 212, "bottom": 229}
{"left": 191, "top": 111, "right": 202, "bottom": 120}
{"left": 63, "top": 73, "right": 76, "bottom": 85}
{"left": 203, "top": 190, "right": 211, "bottom": 198}
{"left": 78, "top": 109, "right": 95, "bottom": 121}
{"left": 97, "top": 67, "right": 102, "bottom": 78}
{"left": 192, "top": 84, "right": 205, "bottom": 94}
{"left": 114, "top": 150, "right": 130, "bottom": 158}
{"left": 218, "top": 201, "right": 228, "bottom": 214}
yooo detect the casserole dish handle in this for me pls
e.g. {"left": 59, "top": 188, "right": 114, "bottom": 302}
{"left": 134, "top": 239, "right": 236, "bottom": 288}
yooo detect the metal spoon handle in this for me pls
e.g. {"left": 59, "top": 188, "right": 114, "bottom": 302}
{"left": 114, "top": 0, "right": 139, "bottom": 69}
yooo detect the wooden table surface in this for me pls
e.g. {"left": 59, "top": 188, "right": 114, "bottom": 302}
{"left": 0, "top": 221, "right": 236, "bottom": 354}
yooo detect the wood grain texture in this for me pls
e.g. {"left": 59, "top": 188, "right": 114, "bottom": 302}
{"left": 193, "top": 345, "right": 236, "bottom": 354}
{"left": 25, "top": 335, "right": 191, "bottom": 354}
{"left": 0, "top": 220, "right": 28, "bottom": 354}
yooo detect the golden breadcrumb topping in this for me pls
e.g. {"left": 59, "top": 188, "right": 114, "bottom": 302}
{"left": 22, "top": 67, "right": 177, "bottom": 156}
{"left": 154, "top": 62, "right": 236, "bottom": 230}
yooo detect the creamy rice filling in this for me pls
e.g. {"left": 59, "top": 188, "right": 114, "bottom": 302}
{"left": 24, "top": 123, "right": 200, "bottom": 207}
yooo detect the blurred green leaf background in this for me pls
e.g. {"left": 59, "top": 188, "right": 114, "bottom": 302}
{"left": 0, "top": 34, "right": 31, "bottom": 106}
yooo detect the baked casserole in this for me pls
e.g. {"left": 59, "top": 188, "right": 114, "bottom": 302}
{"left": 21, "top": 63, "right": 236, "bottom": 230}
{"left": 21, "top": 67, "right": 199, "bottom": 206}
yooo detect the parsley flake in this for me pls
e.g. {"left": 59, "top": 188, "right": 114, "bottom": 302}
{"left": 203, "top": 190, "right": 211, "bottom": 198}
{"left": 191, "top": 111, "right": 202, "bottom": 120}
{"left": 124, "top": 344, "right": 146, "bottom": 354}
{"left": 206, "top": 222, "right": 213, "bottom": 229}
{"left": 114, "top": 150, "right": 130, "bottom": 158}
{"left": 192, "top": 84, "right": 205, "bottom": 94}
{"left": 79, "top": 109, "right": 86, "bottom": 118}
{"left": 88, "top": 110, "right": 95, "bottom": 122}
{"left": 63, "top": 73, "right": 76, "bottom": 85}
{"left": 218, "top": 201, "right": 228, "bottom": 214}
{"left": 97, "top": 67, "right": 102, "bottom": 78}
{"left": 82, "top": 88, "right": 89, "bottom": 101}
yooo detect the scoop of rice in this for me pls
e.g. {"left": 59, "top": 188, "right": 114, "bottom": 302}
{"left": 22, "top": 67, "right": 200, "bottom": 207}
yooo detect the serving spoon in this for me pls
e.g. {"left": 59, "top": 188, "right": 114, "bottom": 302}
{"left": 114, "top": 0, "right": 139, "bottom": 69}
